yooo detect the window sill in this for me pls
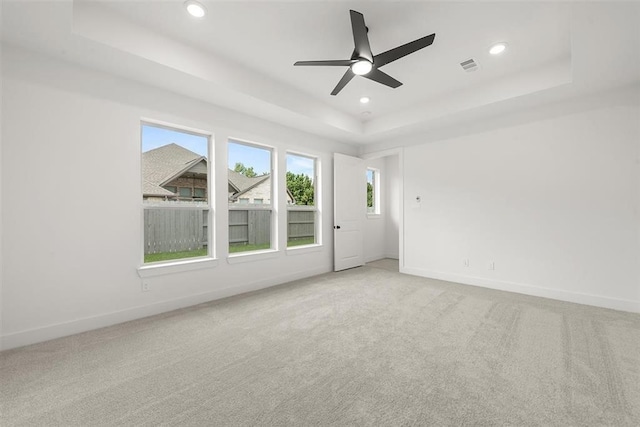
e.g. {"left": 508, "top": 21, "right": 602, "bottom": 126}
{"left": 137, "top": 257, "right": 219, "bottom": 278}
{"left": 367, "top": 214, "right": 382, "bottom": 219}
{"left": 286, "top": 244, "right": 323, "bottom": 256}
{"left": 227, "top": 249, "right": 279, "bottom": 264}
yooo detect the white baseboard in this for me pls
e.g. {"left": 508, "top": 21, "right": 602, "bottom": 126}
{"left": 401, "top": 267, "right": 640, "bottom": 314}
{"left": 365, "top": 254, "right": 386, "bottom": 263}
{"left": 1, "top": 266, "right": 330, "bottom": 351}
{"left": 365, "top": 254, "right": 399, "bottom": 263}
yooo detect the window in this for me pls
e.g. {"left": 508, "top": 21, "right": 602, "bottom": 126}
{"left": 178, "top": 187, "right": 192, "bottom": 198}
{"left": 228, "top": 140, "right": 273, "bottom": 254}
{"left": 367, "top": 168, "right": 380, "bottom": 215}
{"left": 141, "top": 123, "right": 211, "bottom": 264}
{"left": 286, "top": 153, "right": 318, "bottom": 247}
{"left": 194, "top": 188, "right": 206, "bottom": 198}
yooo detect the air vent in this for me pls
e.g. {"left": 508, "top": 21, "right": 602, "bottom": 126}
{"left": 460, "top": 58, "right": 478, "bottom": 72}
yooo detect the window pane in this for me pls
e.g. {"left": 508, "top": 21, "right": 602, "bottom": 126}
{"left": 286, "top": 154, "right": 315, "bottom": 206}
{"left": 286, "top": 153, "right": 317, "bottom": 247}
{"left": 142, "top": 124, "right": 210, "bottom": 263}
{"left": 228, "top": 141, "right": 272, "bottom": 205}
{"left": 367, "top": 169, "right": 380, "bottom": 214}
{"left": 228, "top": 140, "right": 273, "bottom": 253}
{"left": 194, "top": 188, "right": 206, "bottom": 198}
{"left": 229, "top": 209, "right": 271, "bottom": 253}
{"left": 287, "top": 209, "right": 316, "bottom": 247}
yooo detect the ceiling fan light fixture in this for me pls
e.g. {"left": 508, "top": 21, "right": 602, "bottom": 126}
{"left": 360, "top": 97, "right": 370, "bottom": 104}
{"left": 489, "top": 42, "right": 507, "bottom": 55}
{"left": 185, "top": 0, "right": 206, "bottom": 18}
{"left": 351, "top": 59, "right": 373, "bottom": 76}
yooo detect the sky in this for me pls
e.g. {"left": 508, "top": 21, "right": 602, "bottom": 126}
{"left": 142, "top": 125, "right": 208, "bottom": 157}
{"left": 142, "top": 124, "right": 314, "bottom": 177}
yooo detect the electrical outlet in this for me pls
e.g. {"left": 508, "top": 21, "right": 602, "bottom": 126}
{"left": 489, "top": 262, "right": 495, "bottom": 271}
{"left": 464, "top": 258, "right": 470, "bottom": 267}
{"left": 142, "top": 281, "right": 151, "bottom": 292}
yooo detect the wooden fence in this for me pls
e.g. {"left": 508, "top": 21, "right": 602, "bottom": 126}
{"left": 144, "top": 208, "right": 315, "bottom": 254}
{"left": 144, "top": 208, "right": 208, "bottom": 255}
{"left": 229, "top": 209, "right": 271, "bottom": 245}
{"left": 287, "top": 210, "right": 315, "bottom": 241}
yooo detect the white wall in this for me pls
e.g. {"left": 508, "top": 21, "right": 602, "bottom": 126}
{"left": 0, "top": 2, "right": 4, "bottom": 350}
{"left": 401, "top": 97, "right": 640, "bottom": 312}
{"left": 0, "top": 46, "right": 357, "bottom": 349}
{"left": 385, "top": 155, "right": 400, "bottom": 259}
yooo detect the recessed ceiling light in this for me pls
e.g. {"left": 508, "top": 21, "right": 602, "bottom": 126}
{"left": 185, "top": 0, "right": 206, "bottom": 18}
{"left": 351, "top": 59, "right": 372, "bottom": 76}
{"left": 360, "top": 97, "right": 370, "bottom": 104}
{"left": 489, "top": 42, "right": 507, "bottom": 55}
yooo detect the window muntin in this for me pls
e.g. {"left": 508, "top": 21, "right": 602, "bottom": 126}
{"left": 228, "top": 140, "right": 273, "bottom": 254}
{"left": 286, "top": 153, "right": 318, "bottom": 247}
{"left": 141, "top": 123, "right": 211, "bottom": 264}
{"left": 367, "top": 168, "right": 380, "bottom": 215}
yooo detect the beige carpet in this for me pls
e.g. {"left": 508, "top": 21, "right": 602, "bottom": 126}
{"left": 366, "top": 258, "right": 399, "bottom": 272}
{"left": 1, "top": 262, "right": 639, "bottom": 426}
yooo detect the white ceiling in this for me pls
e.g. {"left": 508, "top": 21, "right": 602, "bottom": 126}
{"left": 2, "top": 1, "right": 639, "bottom": 146}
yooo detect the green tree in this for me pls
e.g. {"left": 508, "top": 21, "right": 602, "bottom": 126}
{"left": 234, "top": 162, "right": 257, "bottom": 177}
{"left": 286, "top": 172, "right": 314, "bottom": 205}
{"left": 367, "top": 182, "right": 373, "bottom": 208}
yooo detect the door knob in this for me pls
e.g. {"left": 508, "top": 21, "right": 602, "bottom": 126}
{"left": 334, "top": 225, "right": 341, "bottom": 229}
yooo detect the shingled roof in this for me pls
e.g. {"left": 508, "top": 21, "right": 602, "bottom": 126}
{"left": 227, "top": 169, "right": 270, "bottom": 200}
{"left": 142, "top": 144, "right": 278, "bottom": 200}
{"left": 142, "top": 143, "right": 206, "bottom": 197}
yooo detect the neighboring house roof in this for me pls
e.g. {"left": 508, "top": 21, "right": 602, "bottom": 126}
{"left": 228, "top": 169, "right": 270, "bottom": 201}
{"left": 143, "top": 180, "right": 176, "bottom": 197}
{"left": 143, "top": 144, "right": 296, "bottom": 202}
{"left": 142, "top": 143, "right": 206, "bottom": 197}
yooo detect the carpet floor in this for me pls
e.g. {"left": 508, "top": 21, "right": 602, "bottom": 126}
{"left": 1, "top": 261, "right": 639, "bottom": 426}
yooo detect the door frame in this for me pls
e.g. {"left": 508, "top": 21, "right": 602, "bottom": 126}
{"left": 360, "top": 147, "right": 404, "bottom": 271}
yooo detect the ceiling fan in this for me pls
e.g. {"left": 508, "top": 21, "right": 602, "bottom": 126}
{"left": 294, "top": 10, "right": 436, "bottom": 96}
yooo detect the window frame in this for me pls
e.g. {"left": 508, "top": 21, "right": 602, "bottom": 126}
{"left": 138, "top": 119, "right": 216, "bottom": 276}
{"left": 367, "top": 167, "right": 381, "bottom": 216}
{"left": 286, "top": 151, "right": 321, "bottom": 250}
{"left": 227, "top": 138, "right": 277, "bottom": 257}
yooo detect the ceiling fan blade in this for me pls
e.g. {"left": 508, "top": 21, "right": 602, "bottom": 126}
{"left": 350, "top": 10, "right": 373, "bottom": 62}
{"left": 294, "top": 60, "right": 355, "bottom": 67}
{"left": 363, "top": 68, "right": 402, "bottom": 89}
{"left": 374, "top": 33, "right": 436, "bottom": 67}
{"left": 331, "top": 69, "right": 356, "bottom": 96}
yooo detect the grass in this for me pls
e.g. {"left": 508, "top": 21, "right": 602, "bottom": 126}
{"left": 287, "top": 237, "right": 316, "bottom": 247}
{"left": 229, "top": 242, "right": 272, "bottom": 253}
{"left": 144, "top": 248, "right": 208, "bottom": 263}
{"left": 146, "top": 237, "right": 316, "bottom": 261}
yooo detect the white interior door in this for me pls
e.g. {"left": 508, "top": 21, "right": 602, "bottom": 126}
{"left": 334, "top": 153, "right": 365, "bottom": 271}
